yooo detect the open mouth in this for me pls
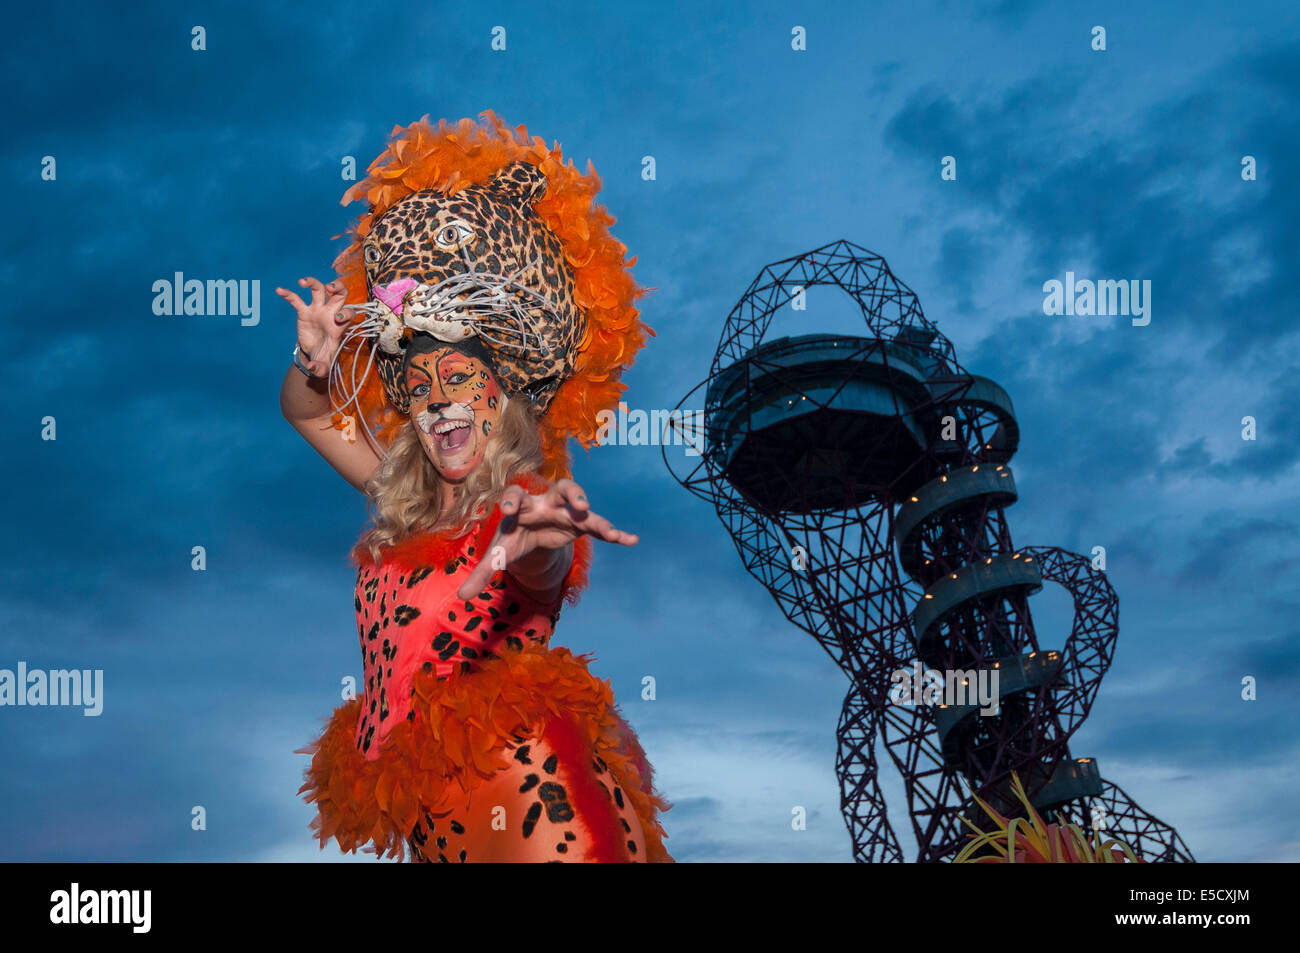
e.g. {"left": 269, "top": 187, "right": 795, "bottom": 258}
{"left": 432, "top": 418, "right": 472, "bottom": 453}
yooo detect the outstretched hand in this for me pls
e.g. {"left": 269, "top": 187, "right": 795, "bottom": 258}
{"left": 456, "top": 479, "right": 638, "bottom": 602}
{"left": 275, "top": 276, "right": 352, "bottom": 377}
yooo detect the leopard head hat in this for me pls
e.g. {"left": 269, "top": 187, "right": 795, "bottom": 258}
{"left": 348, "top": 161, "right": 585, "bottom": 416}
{"left": 325, "top": 112, "right": 652, "bottom": 481}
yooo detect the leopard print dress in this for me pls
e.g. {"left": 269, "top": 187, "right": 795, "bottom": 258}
{"left": 297, "top": 476, "right": 672, "bottom": 863}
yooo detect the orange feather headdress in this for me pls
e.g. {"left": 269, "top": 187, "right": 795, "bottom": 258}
{"left": 326, "top": 110, "right": 654, "bottom": 481}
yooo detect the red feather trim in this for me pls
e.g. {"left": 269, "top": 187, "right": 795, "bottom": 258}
{"left": 539, "top": 714, "right": 630, "bottom": 862}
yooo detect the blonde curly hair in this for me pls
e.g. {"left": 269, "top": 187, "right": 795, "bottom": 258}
{"left": 358, "top": 395, "right": 543, "bottom": 560}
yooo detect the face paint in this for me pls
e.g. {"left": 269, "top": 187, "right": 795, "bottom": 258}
{"left": 405, "top": 344, "right": 505, "bottom": 481}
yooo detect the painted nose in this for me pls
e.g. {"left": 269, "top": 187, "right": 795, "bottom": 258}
{"left": 373, "top": 277, "right": 418, "bottom": 316}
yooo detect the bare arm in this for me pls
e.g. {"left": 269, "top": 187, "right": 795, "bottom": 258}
{"left": 277, "top": 277, "right": 382, "bottom": 492}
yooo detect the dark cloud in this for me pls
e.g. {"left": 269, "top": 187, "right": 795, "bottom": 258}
{"left": 885, "top": 40, "right": 1300, "bottom": 359}
{"left": 937, "top": 226, "right": 995, "bottom": 312}
{"left": 1235, "top": 632, "right": 1300, "bottom": 682}
{"left": 1176, "top": 517, "right": 1296, "bottom": 586}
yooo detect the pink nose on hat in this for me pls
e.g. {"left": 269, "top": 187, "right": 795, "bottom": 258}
{"left": 373, "top": 278, "right": 418, "bottom": 316}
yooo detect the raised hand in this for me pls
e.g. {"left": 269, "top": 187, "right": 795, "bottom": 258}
{"left": 275, "top": 276, "right": 353, "bottom": 377}
{"left": 456, "top": 478, "right": 638, "bottom": 602}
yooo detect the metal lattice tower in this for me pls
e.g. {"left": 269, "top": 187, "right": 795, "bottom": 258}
{"left": 663, "top": 241, "right": 1194, "bottom": 862}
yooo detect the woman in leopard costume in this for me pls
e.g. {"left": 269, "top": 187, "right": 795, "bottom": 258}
{"left": 278, "top": 111, "right": 671, "bottom": 863}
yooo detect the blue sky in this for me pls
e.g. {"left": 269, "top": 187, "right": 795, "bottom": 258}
{"left": 2, "top": 0, "right": 1297, "bottom": 862}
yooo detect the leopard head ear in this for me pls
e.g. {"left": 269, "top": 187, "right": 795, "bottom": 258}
{"left": 485, "top": 161, "right": 548, "bottom": 209}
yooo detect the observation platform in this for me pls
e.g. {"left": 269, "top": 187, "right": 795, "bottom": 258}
{"left": 705, "top": 334, "right": 938, "bottom": 512}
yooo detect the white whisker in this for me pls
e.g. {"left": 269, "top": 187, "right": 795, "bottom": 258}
{"left": 330, "top": 244, "right": 569, "bottom": 444}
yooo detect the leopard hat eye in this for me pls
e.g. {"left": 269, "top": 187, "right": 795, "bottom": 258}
{"left": 363, "top": 244, "right": 382, "bottom": 266}
{"left": 434, "top": 219, "right": 475, "bottom": 251}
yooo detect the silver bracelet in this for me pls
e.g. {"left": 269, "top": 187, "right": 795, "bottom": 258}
{"left": 292, "top": 343, "right": 317, "bottom": 378}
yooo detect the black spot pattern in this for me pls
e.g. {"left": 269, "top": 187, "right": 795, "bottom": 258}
{"left": 522, "top": 802, "right": 542, "bottom": 838}
{"left": 538, "top": 782, "right": 575, "bottom": 822}
{"left": 351, "top": 510, "right": 575, "bottom": 797}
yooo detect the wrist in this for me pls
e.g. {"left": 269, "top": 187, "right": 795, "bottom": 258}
{"left": 292, "top": 342, "right": 318, "bottom": 378}
{"left": 508, "top": 542, "right": 572, "bottom": 591}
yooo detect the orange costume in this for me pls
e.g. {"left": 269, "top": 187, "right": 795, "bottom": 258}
{"left": 294, "top": 112, "right": 671, "bottom": 862}
{"left": 298, "top": 474, "right": 670, "bottom": 862}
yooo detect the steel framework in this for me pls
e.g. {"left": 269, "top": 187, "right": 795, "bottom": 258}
{"left": 662, "top": 240, "right": 1193, "bottom": 862}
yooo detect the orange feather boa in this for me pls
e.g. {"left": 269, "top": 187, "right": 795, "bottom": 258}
{"left": 297, "top": 639, "right": 672, "bottom": 862}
